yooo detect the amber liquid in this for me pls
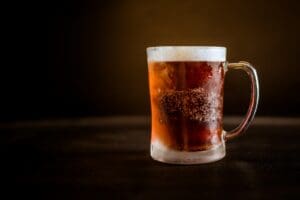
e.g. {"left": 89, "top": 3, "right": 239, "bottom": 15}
{"left": 148, "top": 61, "right": 225, "bottom": 151}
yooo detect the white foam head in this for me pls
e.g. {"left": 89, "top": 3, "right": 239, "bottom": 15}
{"left": 147, "top": 46, "right": 226, "bottom": 62}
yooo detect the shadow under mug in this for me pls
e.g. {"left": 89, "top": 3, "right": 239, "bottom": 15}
{"left": 147, "top": 46, "right": 259, "bottom": 164}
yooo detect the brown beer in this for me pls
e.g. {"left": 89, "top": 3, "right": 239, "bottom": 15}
{"left": 148, "top": 61, "right": 224, "bottom": 151}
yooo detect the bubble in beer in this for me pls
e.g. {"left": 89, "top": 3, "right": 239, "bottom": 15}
{"left": 160, "top": 88, "right": 221, "bottom": 122}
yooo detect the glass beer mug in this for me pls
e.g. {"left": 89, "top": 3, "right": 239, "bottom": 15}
{"left": 147, "top": 46, "right": 259, "bottom": 164}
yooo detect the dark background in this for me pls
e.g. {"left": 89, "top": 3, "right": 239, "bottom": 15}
{"left": 2, "top": 0, "right": 300, "bottom": 121}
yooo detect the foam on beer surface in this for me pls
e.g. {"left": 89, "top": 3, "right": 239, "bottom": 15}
{"left": 147, "top": 46, "right": 226, "bottom": 62}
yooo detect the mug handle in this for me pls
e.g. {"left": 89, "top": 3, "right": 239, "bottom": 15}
{"left": 224, "top": 61, "right": 260, "bottom": 140}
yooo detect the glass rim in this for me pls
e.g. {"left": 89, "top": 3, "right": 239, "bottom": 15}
{"left": 147, "top": 46, "right": 226, "bottom": 52}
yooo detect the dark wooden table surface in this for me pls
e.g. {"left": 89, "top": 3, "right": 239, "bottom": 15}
{"left": 2, "top": 116, "right": 300, "bottom": 199}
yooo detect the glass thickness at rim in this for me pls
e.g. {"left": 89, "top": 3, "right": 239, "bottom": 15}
{"left": 146, "top": 46, "right": 226, "bottom": 62}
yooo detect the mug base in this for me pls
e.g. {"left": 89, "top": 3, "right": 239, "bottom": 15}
{"left": 151, "top": 141, "right": 226, "bottom": 165}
